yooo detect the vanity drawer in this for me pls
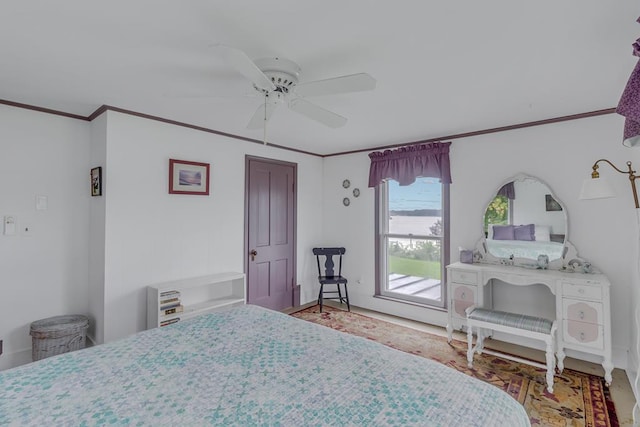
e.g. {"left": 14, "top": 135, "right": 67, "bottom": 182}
{"left": 450, "top": 270, "right": 478, "bottom": 285}
{"left": 562, "top": 282, "right": 602, "bottom": 301}
{"left": 452, "top": 284, "right": 475, "bottom": 303}
{"left": 451, "top": 284, "right": 476, "bottom": 318}
{"left": 452, "top": 299, "right": 475, "bottom": 318}
{"left": 563, "top": 299, "right": 603, "bottom": 325}
{"left": 563, "top": 320, "right": 604, "bottom": 349}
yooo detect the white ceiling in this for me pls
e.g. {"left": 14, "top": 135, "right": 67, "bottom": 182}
{"left": 1, "top": 1, "right": 638, "bottom": 156}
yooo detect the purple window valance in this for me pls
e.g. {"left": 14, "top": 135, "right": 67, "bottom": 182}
{"left": 497, "top": 182, "right": 515, "bottom": 199}
{"left": 368, "top": 141, "right": 452, "bottom": 188}
{"left": 617, "top": 16, "right": 640, "bottom": 147}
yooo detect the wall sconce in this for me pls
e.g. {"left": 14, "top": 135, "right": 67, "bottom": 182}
{"left": 579, "top": 159, "right": 640, "bottom": 208}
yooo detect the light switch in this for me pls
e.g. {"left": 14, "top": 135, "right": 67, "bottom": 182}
{"left": 36, "top": 195, "right": 48, "bottom": 211}
{"left": 3, "top": 216, "right": 16, "bottom": 235}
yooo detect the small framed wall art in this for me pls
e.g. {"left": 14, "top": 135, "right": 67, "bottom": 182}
{"left": 169, "top": 159, "right": 210, "bottom": 195}
{"left": 91, "top": 167, "right": 102, "bottom": 196}
{"left": 545, "top": 194, "right": 562, "bottom": 212}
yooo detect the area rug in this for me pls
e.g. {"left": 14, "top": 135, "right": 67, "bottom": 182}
{"left": 291, "top": 305, "right": 619, "bottom": 427}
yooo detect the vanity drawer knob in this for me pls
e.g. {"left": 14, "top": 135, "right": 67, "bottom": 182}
{"left": 580, "top": 332, "right": 585, "bottom": 341}
{"left": 579, "top": 311, "right": 585, "bottom": 320}
{"left": 461, "top": 292, "right": 466, "bottom": 299}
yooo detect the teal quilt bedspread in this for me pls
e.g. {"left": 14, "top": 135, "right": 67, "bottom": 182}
{"left": 0, "top": 305, "right": 529, "bottom": 426}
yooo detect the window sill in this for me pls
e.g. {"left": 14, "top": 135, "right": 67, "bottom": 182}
{"left": 373, "top": 294, "right": 447, "bottom": 312}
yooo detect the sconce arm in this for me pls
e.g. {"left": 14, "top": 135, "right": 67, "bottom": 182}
{"left": 592, "top": 159, "right": 635, "bottom": 177}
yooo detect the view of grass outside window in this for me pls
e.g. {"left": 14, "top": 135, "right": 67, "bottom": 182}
{"left": 381, "top": 177, "right": 445, "bottom": 306}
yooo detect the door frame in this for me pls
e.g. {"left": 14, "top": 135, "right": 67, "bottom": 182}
{"left": 244, "top": 155, "right": 299, "bottom": 308}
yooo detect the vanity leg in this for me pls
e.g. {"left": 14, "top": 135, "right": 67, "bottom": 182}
{"left": 477, "top": 329, "right": 485, "bottom": 354}
{"left": 545, "top": 340, "right": 555, "bottom": 394}
{"left": 467, "top": 325, "right": 474, "bottom": 368}
{"left": 446, "top": 322, "right": 453, "bottom": 343}
{"left": 556, "top": 348, "right": 565, "bottom": 373}
{"left": 603, "top": 359, "right": 614, "bottom": 386}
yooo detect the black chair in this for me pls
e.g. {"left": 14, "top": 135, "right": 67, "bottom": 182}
{"left": 312, "top": 247, "right": 349, "bottom": 312}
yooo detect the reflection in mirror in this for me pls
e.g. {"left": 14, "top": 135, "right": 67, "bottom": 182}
{"left": 483, "top": 175, "right": 567, "bottom": 263}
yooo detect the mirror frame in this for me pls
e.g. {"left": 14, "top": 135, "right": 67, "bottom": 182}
{"left": 473, "top": 173, "right": 589, "bottom": 271}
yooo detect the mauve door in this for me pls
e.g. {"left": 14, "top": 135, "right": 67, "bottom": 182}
{"left": 246, "top": 158, "right": 295, "bottom": 311}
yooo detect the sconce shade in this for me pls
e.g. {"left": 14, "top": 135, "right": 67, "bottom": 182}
{"left": 579, "top": 177, "right": 616, "bottom": 200}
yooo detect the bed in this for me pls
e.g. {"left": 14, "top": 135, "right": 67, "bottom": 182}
{"left": 0, "top": 305, "right": 529, "bottom": 426}
{"left": 486, "top": 239, "right": 565, "bottom": 260}
{"left": 487, "top": 223, "right": 564, "bottom": 260}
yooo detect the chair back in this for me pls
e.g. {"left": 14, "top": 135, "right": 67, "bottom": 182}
{"left": 312, "top": 247, "right": 346, "bottom": 278}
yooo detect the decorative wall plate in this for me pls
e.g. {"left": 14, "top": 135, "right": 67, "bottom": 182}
{"left": 353, "top": 188, "right": 360, "bottom": 197}
{"left": 342, "top": 179, "right": 350, "bottom": 189}
{"left": 343, "top": 197, "right": 351, "bottom": 206}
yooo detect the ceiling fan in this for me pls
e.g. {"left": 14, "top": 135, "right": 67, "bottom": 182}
{"left": 213, "top": 45, "right": 376, "bottom": 129}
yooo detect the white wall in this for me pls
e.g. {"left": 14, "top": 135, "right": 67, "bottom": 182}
{"left": 512, "top": 178, "right": 566, "bottom": 235}
{"left": 0, "top": 104, "right": 324, "bottom": 366}
{"left": 88, "top": 114, "right": 107, "bottom": 344}
{"left": 2, "top": 102, "right": 636, "bottom": 378}
{"left": 322, "top": 113, "right": 635, "bottom": 368}
{"left": 628, "top": 151, "right": 640, "bottom": 400}
{"left": 0, "top": 105, "right": 91, "bottom": 370}
{"left": 97, "top": 111, "right": 324, "bottom": 342}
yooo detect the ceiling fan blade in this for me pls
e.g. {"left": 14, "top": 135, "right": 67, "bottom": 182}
{"left": 247, "top": 102, "right": 278, "bottom": 129}
{"left": 295, "top": 73, "right": 376, "bottom": 97}
{"left": 288, "top": 98, "right": 347, "bottom": 128}
{"left": 211, "top": 44, "right": 276, "bottom": 92}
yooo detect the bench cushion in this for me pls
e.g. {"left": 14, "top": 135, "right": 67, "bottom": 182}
{"left": 467, "top": 308, "right": 553, "bottom": 334}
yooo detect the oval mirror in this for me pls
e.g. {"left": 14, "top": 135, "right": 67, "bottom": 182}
{"left": 478, "top": 174, "right": 571, "bottom": 268}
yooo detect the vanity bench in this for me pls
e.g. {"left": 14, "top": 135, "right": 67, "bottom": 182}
{"left": 465, "top": 306, "right": 557, "bottom": 393}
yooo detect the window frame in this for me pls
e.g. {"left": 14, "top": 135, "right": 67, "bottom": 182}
{"left": 484, "top": 195, "right": 514, "bottom": 237}
{"left": 374, "top": 179, "right": 450, "bottom": 308}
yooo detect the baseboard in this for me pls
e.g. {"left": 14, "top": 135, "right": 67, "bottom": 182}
{"left": 86, "top": 334, "right": 97, "bottom": 347}
{"left": 0, "top": 334, "right": 98, "bottom": 372}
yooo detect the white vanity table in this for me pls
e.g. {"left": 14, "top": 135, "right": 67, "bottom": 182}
{"left": 446, "top": 262, "right": 613, "bottom": 384}
{"left": 446, "top": 174, "right": 614, "bottom": 385}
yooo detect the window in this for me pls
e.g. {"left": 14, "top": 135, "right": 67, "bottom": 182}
{"left": 376, "top": 177, "right": 449, "bottom": 307}
{"left": 484, "top": 194, "right": 511, "bottom": 235}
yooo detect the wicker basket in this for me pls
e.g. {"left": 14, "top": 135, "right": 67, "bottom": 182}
{"left": 30, "top": 315, "right": 89, "bottom": 361}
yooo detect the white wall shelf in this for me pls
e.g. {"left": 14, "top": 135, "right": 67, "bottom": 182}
{"left": 147, "top": 272, "right": 246, "bottom": 329}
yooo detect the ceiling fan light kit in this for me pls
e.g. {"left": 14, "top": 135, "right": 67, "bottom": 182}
{"left": 252, "top": 57, "right": 301, "bottom": 94}
{"left": 212, "top": 45, "right": 376, "bottom": 130}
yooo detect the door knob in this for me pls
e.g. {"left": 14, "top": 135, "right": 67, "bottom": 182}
{"left": 250, "top": 249, "right": 257, "bottom": 261}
